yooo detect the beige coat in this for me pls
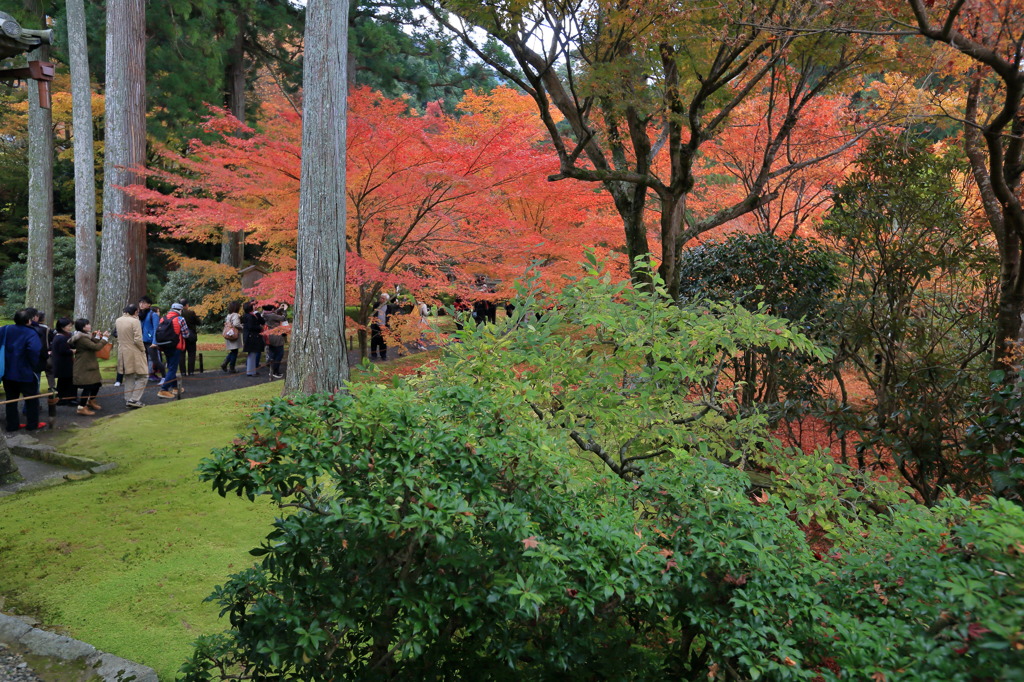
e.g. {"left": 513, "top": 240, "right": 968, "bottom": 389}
{"left": 115, "top": 314, "right": 148, "bottom": 375}
{"left": 224, "top": 312, "right": 243, "bottom": 351}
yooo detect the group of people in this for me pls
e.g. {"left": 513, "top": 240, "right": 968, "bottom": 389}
{"left": 1, "top": 307, "right": 109, "bottom": 431}
{"left": 221, "top": 301, "right": 289, "bottom": 378}
{"left": 112, "top": 297, "right": 196, "bottom": 405}
{"left": 0, "top": 297, "right": 206, "bottom": 431}
{"left": 369, "top": 294, "right": 431, "bottom": 360}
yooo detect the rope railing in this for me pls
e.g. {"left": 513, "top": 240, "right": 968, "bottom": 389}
{"left": 2, "top": 340, "right": 426, "bottom": 430}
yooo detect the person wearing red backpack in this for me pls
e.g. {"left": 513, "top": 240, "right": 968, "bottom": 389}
{"left": 156, "top": 303, "right": 189, "bottom": 399}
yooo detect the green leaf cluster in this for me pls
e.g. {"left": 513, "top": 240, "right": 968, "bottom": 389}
{"left": 820, "top": 134, "right": 998, "bottom": 504}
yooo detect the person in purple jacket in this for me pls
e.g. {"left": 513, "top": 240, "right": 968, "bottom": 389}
{"left": 2, "top": 309, "right": 44, "bottom": 431}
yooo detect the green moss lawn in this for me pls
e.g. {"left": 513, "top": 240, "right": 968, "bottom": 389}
{"left": 0, "top": 351, "right": 439, "bottom": 680}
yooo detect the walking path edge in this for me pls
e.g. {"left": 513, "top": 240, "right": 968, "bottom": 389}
{"left": 0, "top": 612, "right": 158, "bottom": 681}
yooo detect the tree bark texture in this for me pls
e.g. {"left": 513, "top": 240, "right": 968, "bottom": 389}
{"left": 24, "top": 0, "right": 53, "bottom": 322}
{"left": 225, "top": 9, "right": 246, "bottom": 121}
{"left": 285, "top": 0, "right": 350, "bottom": 395}
{"left": 97, "top": 0, "right": 146, "bottom": 330}
{"left": 219, "top": 12, "right": 247, "bottom": 269}
{"left": 67, "top": 0, "right": 98, "bottom": 321}
{"left": 220, "top": 229, "right": 244, "bottom": 268}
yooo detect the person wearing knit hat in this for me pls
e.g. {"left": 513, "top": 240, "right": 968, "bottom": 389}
{"left": 156, "top": 303, "right": 190, "bottom": 399}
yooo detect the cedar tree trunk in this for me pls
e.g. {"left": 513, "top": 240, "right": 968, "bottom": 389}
{"left": 97, "top": 0, "right": 146, "bottom": 329}
{"left": 67, "top": 0, "right": 98, "bottom": 321}
{"left": 219, "top": 10, "right": 246, "bottom": 270}
{"left": 285, "top": 0, "right": 350, "bottom": 394}
{"left": 24, "top": 0, "right": 53, "bottom": 322}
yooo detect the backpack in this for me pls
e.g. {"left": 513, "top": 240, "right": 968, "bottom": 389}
{"left": 155, "top": 315, "right": 179, "bottom": 346}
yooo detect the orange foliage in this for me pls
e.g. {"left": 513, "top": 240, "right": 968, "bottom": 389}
{"left": 130, "top": 87, "right": 626, "bottom": 317}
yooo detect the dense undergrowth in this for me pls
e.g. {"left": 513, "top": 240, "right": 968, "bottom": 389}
{"left": 185, "top": 262, "right": 1024, "bottom": 681}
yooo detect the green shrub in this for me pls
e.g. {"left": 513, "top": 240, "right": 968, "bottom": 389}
{"left": 0, "top": 236, "right": 77, "bottom": 317}
{"left": 186, "top": 261, "right": 1024, "bottom": 680}
{"left": 676, "top": 233, "right": 839, "bottom": 416}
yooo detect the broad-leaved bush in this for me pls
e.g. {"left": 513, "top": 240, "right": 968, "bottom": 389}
{"left": 185, "top": 261, "right": 1024, "bottom": 681}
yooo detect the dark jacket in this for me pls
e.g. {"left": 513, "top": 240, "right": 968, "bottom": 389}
{"left": 182, "top": 309, "right": 200, "bottom": 344}
{"left": 242, "top": 312, "right": 265, "bottom": 353}
{"left": 263, "top": 311, "right": 286, "bottom": 348}
{"left": 2, "top": 324, "right": 43, "bottom": 383}
{"left": 30, "top": 322, "right": 49, "bottom": 370}
{"left": 50, "top": 332, "right": 74, "bottom": 379}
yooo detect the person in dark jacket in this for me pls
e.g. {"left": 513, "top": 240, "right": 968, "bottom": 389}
{"left": 370, "top": 294, "right": 391, "bottom": 360}
{"left": 49, "top": 317, "right": 76, "bottom": 405}
{"left": 25, "top": 308, "right": 51, "bottom": 391}
{"left": 241, "top": 301, "right": 265, "bottom": 376}
{"left": 178, "top": 299, "right": 200, "bottom": 375}
{"left": 2, "top": 309, "right": 44, "bottom": 431}
{"left": 145, "top": 304, "right": 166, "bottom": 382}
{"left": 261, "top": 305, "right": 287, "bottom": 379}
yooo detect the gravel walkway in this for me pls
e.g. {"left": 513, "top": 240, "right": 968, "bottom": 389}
{"left": 0, "top": 643, "right": 41, "bottom": 682}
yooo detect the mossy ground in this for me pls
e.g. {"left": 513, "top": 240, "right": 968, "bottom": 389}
{"left": 0, "top": 351, "right": 438, "bottom": 680}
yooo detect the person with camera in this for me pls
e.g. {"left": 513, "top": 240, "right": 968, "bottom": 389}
{"left": 69, "top": 318, "right": 109, "bottom": 416}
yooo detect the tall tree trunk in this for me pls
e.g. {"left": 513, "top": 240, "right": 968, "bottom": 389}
{"left": 97, "top": 0, "right": 147, "bottom": 329}
{"left": 220, "top": 229, "right": 244, "bottom": 268}
{"left": 658, "top": 193, "right": 685, "bottom": 301}
{"left": 964, "top": 78, "right": 1024, "bottom": 370}
{"left": 285, "top": 0, "right": 350, "bottom": 395}
{"left": 24, "top": 0, "right": 53, "bottom": 322}
{"left": 219, "top": 14, "right": 247, "bottom": 270}
{"left": 225, "top": 9, "right": 246, "bottom": 121}
{"left": 67, "top": 0, "right": 97, "bottom": 321}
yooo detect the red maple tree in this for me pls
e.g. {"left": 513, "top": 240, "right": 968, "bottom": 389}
{"left": 130, "top": 87, "right": 625, "bottom": 355}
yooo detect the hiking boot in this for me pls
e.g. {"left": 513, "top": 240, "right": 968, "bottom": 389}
{"left": 76, "top": 406, "right": 95, "bottom": 416}
{"left": 157, "top": 390, "right": 176, "bottom": 399}
{"left": 87, "top": 400, "right": 101, "bottom": 411}
{"left": 220, "top": 360, "right": 229, "bottom": 372}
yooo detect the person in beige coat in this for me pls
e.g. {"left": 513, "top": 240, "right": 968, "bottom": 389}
{"left": 221, "top": 300, "right": 244, "bottom": 373}
{"left": 115, "top": 304, "right": 148, "bottom": 409}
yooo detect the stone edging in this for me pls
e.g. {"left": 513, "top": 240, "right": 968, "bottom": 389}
{"left": 0, "top": 613, "right": 158, "bottom": 681}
